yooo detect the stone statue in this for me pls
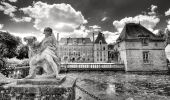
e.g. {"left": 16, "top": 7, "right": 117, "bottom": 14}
{"left": 24, "top": 27, "right": 60, "bottom": 79}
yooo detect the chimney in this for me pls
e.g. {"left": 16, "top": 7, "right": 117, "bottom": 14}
{"left": 93, "top": 33, "right": 94, "bottom": 44}
{"left": 57, "top": 33, "right": 59, "bottom": 43}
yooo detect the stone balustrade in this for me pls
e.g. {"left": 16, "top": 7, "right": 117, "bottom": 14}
{"left": 5, "top": 63, "right": 125, "bottom": 78}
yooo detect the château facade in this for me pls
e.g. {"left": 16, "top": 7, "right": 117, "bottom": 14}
{"left": 114, "top": 23, "right": 168, "bottom": 71}
{"left": 56, "top": 23, "right": 169, "bottom": 72}
{"left": 57, "top": 32, "right": 109, "bottom": 63}
{"left": 94, "top": 32, "right": 108, "bottom": 63}
{"left": 58, "top": 38, "right": 94, "bottom": 63}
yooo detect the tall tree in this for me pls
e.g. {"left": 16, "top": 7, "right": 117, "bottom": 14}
{"left": 0, "top": 31, "right": 21, "bottom": 58}
{"left": 16, "top": 44, "right": 29, "bottom": 59}
{"left": 165, "top": 29, "right": 170, "bottom": 46}
{"left": 0, "top": 31, "right": 21, "bottom": 76}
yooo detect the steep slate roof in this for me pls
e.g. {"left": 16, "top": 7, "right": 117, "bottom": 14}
{"left": 59, "top": 37, "right": 92, "bottom": 44}
{"left": 116, "top": 23, "right": 165, "bottom": 42}
{"left": 108, "top": 44, "right": 115, "bottom": 50}
{"left": 94, "top": 32, "right": 107, "bottom": 44}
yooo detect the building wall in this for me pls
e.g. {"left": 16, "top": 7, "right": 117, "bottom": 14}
{"left": 94, "top": 44, "right": 108, "bottom": 63}
{"left": 124, "top": 41, "right": 168, "bottom": 71}
{"left": 58, "top": 44, "right": 94, "bottom": 63}
{"left": 114, "top": 41, "right": 127, "bottom": 70}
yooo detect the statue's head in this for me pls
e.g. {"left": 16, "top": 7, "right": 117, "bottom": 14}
{"left": 43, "top": 27, "right": 53, "bottom": 36}
{"left": 24, "top": 36, "right": 37, "bottom": 46}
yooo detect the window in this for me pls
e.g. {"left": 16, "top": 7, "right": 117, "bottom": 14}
{"left": 97, "top": 52, "right": 99, "bottom": 57}
{"left": 142, "top": 38, "right": 148, "bottom": 46}
{"left": 143, "top": 51, "right": 149, "bottom": 63}
{"left": 99, "top": 40, "right": 102, "bottom": 44}
{"left": 103, "top": 47, "right": 105, "bottom": 50}
{"left": 118, "top": 43, "right": 120, "bottom": 47}
{"left": 73, "top": 40, "right": 77, "bottom": 44}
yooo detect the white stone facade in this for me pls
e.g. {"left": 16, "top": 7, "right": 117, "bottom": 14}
{"left": 57, "top": 32, "right": 108, "bottom": 63}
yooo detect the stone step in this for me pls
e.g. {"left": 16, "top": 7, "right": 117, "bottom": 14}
{"left": 16, "top": 75, "right": 66, "bottom": 85}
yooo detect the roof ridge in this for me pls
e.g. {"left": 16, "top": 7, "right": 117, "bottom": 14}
{"left": 116, "top": 23, "right": 164, "bottom": 42}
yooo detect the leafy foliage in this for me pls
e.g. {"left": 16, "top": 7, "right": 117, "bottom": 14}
{"left": 0, "top": 31, "right": 21, "bottom": 76}
{"left": 16, "top": 45, "right": 29, "bottom": 59}
{"left": 0, "top": 31, "right": 21, "bottom": 58}
{"left": 165, "top": 29, "right": 170, "bottom": 45}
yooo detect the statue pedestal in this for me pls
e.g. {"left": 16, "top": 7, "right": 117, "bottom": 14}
{"left": 17, "top": 75, "right": 66, "bottom": 85}
{"left": 2, "top": 75, "right": 76, "bottom": 100}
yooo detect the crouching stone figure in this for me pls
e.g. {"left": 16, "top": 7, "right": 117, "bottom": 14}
{"left": 24, "top": 27, "right": 60, "bottom": 79}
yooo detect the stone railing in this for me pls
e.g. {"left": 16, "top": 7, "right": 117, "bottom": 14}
{"left": 6, "top": 63, "right": 125, "bottom": 78}
{"left": 61, "top": 63, "right": 125, "bottom": 71}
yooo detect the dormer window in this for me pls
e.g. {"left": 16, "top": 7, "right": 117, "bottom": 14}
{"left": 73, "top": 40, "right": 77, "bottom": 44}
{"left": 83, "top": 40, "right": 85, "bottom": 44}
{"left": 142, "top": 38, "right": 149, "bottom": 46}
{"left": 138, "top": 34, "right": 149, "bottom": 46}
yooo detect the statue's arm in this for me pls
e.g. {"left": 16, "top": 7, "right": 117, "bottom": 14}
{"left": 40, "top": 36, "right": 56, "bottom": 52}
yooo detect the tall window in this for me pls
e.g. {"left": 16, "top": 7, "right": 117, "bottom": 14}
{"left": 99, "top": 40, "right": 102, "bottom": 44}
{"left": 73, "top": 40, "right": 77, "bottom": 44}
{"left": 103, "top": 47, "right": 105, "bottom": 50}
{"left": 143, "top": 51, "right": 149, "bottom": 63}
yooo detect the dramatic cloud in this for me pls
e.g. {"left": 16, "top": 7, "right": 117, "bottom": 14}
{"left": 0, "top": 2, "right": 17, "bottom": 17}
{"left": 12, "top": 17, "right": 32, "bottom": 22}
{"left": 113, "top": 15, "right": 160, "bottom": 33}
{"left": 89, "top": 25, "right": 101, "bottom": 29}
{"left": 58, "top": 25, "right": 90, "bottom": 39}
{"left": 102, "top": 31, "right": 119, "bottom": 44}
{"left": 0, "top": 2, "right": 31, "bottom": 23}
{"left": 165, "top": 8, "right": 170, "bottom": 31}
{"left": 101, "top": 17, "right": 108, "bottom": 21}
{"left": 10, "top": 31, "right": 44, "bottom": 43}
{"left": 20, "top": 1, "right": 87, "bottom": 33}
{"left": 148, "top": 5, "right": 157, "bottom": 15}
{"left": 8, "top": 0, "right": 18, "bottom": 3}
{"left": 110, "top": 5, "right": 160, "bottom": 43}
{"left": 165, "top": 8, "right": 170, "bottom": 16}
{"left": 167, "top": 20, "right": 170, "bottom": 31}
{"left": 0, "top": 24, "right": 4, "bottom": 29}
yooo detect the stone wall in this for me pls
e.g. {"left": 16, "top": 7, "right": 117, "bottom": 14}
{"left": 58, "top": 45, "right": 94, "bottom": 63}
{"left": 114, "top": 41, "right": 168, "bottom": 72}
{"left": 94, "top": 44, "right": 108, "bottom": 63}
{"left": 114, "top": 41, "right": 128, "bottom": 70}
{"left": 125, "top": 41, "right": 168, "bottom": 71}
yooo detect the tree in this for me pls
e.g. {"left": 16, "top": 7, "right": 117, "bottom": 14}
{"left": 165, "top": 29, "right": 170, "bottom": 46}
{"left": 0, "top": 31, "right": 21, "bottom": 76}
{"left": 16, "top": 45, "right": 29, "bottom": 59}
{"left": 0, "top": 31, "right": 21, "bottom": 58}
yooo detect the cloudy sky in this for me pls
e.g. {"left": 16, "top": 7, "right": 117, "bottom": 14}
{"left": 0, "top": 0, "right": 170, "bottom": 43}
